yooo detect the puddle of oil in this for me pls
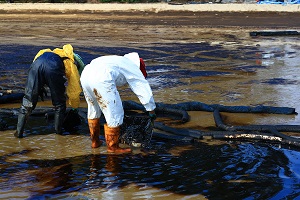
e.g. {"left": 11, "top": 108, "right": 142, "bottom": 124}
{"left": 1, "top": 128, "right": 299, "bottom": 199}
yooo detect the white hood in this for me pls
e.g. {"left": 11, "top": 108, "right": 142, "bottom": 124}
{"left": 123, "top": 52, "right": 140, "bottom": 68}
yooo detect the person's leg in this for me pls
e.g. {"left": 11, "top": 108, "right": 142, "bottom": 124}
{"left": 46, "top": 67, "right": 66, "bottom": 135}
{"left": 96, "top": 82, "right": 131, "bottom": 153}
{"left": 15, "top": 63, "right": 40, "bottom": 138}
{"left": 40, "top": 53, "right": 67, "bottom": 135}
{"left": 81, "top": 82, "right": 102, "bottom": 148}
{"left": 15, "top": 104, "right": 32, "bottom": 138}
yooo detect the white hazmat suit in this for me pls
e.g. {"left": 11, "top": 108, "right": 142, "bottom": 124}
{"left": 80, "top": 52, "right": 156, "bottom": 128}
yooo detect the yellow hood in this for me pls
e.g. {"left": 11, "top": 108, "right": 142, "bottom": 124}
{"left": 34, "top": 44, "right": 82, "bottom": 108}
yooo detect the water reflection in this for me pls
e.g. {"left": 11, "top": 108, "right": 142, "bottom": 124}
{"left": 1, "top": 131, "right": 299, "bottom": 199}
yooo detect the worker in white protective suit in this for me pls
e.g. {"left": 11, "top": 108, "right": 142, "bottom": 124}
{"left": 80, "top": 52, "right": 156, "bottom": 153}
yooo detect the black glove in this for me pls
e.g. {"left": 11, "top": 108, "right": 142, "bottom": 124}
{"left": 71, "top": 108, "right": 78, "bottom": 113}
{"left": 148, "top": 112, "right": 157, "bottom": 121}
{"left": 63, "top": 108, "right": 81, "bottom": 131}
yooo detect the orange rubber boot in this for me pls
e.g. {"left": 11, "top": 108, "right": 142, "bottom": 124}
{"left": 104, "top": 124, "right": 131, "bottom": 153}
{"left": 88, "top": 118, "right": 102, "bottom": 148}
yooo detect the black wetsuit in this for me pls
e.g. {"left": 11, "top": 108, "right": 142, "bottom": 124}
{"left": 15, "top": 52, "right": 67, "bottom": 137}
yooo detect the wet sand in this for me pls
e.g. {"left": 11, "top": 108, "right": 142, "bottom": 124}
{"left": 0, "top": 3, "right": 300, "bottom": 47}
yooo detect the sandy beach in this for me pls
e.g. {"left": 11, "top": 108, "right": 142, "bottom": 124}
{"left": 0, "top": 2, "right": 300, "bottom": 12}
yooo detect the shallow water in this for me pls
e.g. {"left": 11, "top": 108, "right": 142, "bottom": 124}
{"left": 1, "top": 34, "right": 300, "bottom": 199}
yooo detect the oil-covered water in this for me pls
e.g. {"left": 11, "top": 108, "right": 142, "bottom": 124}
{"left": 1, "top": 35, "right": 300, "bottom": 199}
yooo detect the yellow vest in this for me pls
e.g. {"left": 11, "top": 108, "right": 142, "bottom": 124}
{"left": 33, "top": 44, "right": 81, "bottom": 108}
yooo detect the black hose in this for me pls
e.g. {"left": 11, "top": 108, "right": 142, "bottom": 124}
{"left": 0, "top": 93, "right": 24, "bottom": 104}
{"left": 250, "top": 31, "right": 300, "bottom": 37}
{"left": 213, "top": 109, "right": 236, "bottom": 131}
{"left": 213, "top": 109, "right": 300, "bottom": 143}
{"left": 0, "top": 108, "right": 19, "bottom": 115}
{"left": 155, "top": 107, "right": 189, "bottom": 122}
{"left": 154, "top": 122, "right": 202, "bottom": 139}
{"left": 156, "top": 101, "right": 214, "bottom": 112}
{"left": 0, "top": 107, "right": 55, "bottom": 116}
{"left": 155, "top": 101, "right": 296, "bottom": 114}
{"left": 213, "top": 109, "right": 300, "bottom": 133}
{"left": 123, "top": 100, "right": 190, "bottom": 123}
{"left": 152, "top": 131, "right": 194, "bottom": 142}
{"left": 123, "top": 100, "right": 145, "bottom": 111}
{"left": 235, "top": 125, "right": 300, "bottom": 133}
{"left": 268, "top": 127, "right": 300, "bottom": 143}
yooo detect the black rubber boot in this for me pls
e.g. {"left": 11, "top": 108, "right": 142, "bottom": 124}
{"left": 14, "top": 106, "right": 31, "bottom": 138}
{"left": 54, "top": 105, "right": 65, "bottom": 135}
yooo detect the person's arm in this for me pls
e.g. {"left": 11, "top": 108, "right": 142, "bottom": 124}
{"left": 122, "top": 68, "right": 156, "bottom": 111}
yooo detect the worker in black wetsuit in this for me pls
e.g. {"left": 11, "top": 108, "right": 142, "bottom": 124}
{"left": 14, "top": 44, "right": 85, "bottom": 138}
